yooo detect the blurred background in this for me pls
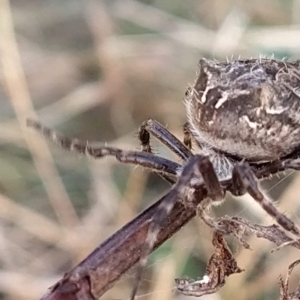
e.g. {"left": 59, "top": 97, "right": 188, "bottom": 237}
{"left": 1, "top": 0, "right": 300, "bottom": 299}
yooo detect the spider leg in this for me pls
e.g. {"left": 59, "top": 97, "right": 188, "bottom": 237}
{"left": 130, "top": 154, "right": 225, "bottom": 300}
{"left": 27, "top": 119, "right": 180, "bottom": 177}
{"left": 283, "top": 158, "right": 300, "bottom": 171}
{"left": 232, "top": 162, "right": 300, "bottom": 236}
{"left": 139, "top": 119, "right": 193, "bottom": 160}
{"left": 250, "top": 158, "right": 300, "bottom": 180}
{"left": 192, "top": 156, "right": 227, "bottom": 230}
{"left": 194, "top": 155, "right": 225, "bottom": 200}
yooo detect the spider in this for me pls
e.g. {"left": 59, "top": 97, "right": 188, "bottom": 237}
{"left": 28, "top": 57, "right": 300, "bottom": 299}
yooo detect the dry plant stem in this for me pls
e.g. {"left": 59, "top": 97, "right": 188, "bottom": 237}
{"left": 39, "top": 162, "right": 285, "bottom": 300}
{"left": 40, "top": 195, "right": 198, "bottom": 300}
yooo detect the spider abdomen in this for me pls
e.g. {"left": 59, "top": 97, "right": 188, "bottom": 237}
{"left": 186, "top": 58, "right": 300, "bottom": 162}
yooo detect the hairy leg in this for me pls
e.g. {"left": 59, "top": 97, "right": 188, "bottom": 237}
{"left": 27, "top": 119, "right": 180, "bottom": 177}
{"left": 139, "top": 119, "right": 193, "bottom": 160}
{"left": 232, "top": 162, "right": 300, "bottom": 236}
{"left": 249, "top": 158, "right": 300, "bottom": 180}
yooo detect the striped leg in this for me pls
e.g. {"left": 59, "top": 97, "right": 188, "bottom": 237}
{"left": 232, "top": 162, "right": 300, "bottom": 236}
{"left": 27, "top": 119, "right": 180, "bottom": 177}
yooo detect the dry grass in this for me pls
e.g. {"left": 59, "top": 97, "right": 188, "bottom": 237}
{"left": 0, "top": 0, "right": 300, "bottom": 299}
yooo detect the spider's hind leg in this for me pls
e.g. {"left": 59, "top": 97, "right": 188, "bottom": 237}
{"left": 231, "top": 161, "right": 300, "bottom": 236}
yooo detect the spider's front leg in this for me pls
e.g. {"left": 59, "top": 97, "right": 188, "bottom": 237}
{"left": 173, "top": 156, "right": 243, "bottom": 297}
{"left": 129, "top": 154, "right": 225, "bottom": 300}
{"left": 138, "top": 119, "right": 194, "bottom": 184}
{"left": 191, "top": 155, "right": 229, "bottom": 230}
{"left": 230, "top": 162, "right": 300, "bottom": 236}
{"left": 26, "top": 119, "right": 180, "bottom": 177}
{"left": 138, "top": 119, "right": 193, "bottom": 160}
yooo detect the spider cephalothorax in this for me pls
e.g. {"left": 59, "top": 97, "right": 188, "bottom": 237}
{"left": 28, "top": 57, "right": 300, "bottom": 299}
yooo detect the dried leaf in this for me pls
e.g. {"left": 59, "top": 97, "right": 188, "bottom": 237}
{"left": 175, "top": 231, "right": 243, "bottom": 297}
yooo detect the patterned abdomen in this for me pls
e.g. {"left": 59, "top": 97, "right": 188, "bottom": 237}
{"left": 186, "top": 58, "right": 300, "bottom": 162}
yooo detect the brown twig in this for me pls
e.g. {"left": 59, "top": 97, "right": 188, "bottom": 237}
{"left": 39, "top": 160, "right": 289, "bottom": 300}
{"left": 40, "top": 194, "right": 198, "bottom": 300}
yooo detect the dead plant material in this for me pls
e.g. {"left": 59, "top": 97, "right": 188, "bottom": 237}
{"left": 175, "top": 231, "right": 243, "bottom": 297}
